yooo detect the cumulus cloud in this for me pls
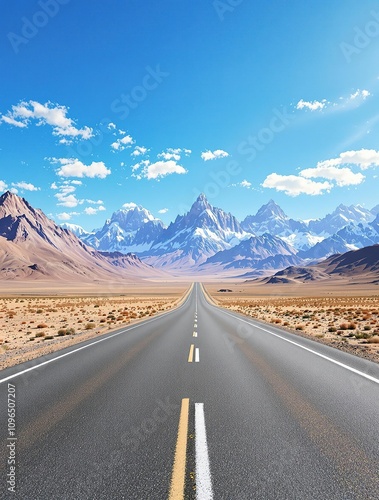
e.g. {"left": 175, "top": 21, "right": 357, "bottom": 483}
{"left": 262, "top": 148, "right": 379, "bottom": 196}
{"left": 111, "top": 134, "right": 134, "bottom": 151}
{"left": 158, "top": 208, "right": 169, "bottom": 214}
{"left": 201, "top": 149, "right": 229, "bottom": 161}
{"left": 0, "top": 101, "right": 93, "bottom": 142}
{"left": 84, "top": 207, "right": 98, "bottom": 215}
{"left": 84, "top": 206, "right": 106, "bottom": 215}
{"left": 55, "top": 193, "right": 83, "bottom": 208}
{"left": 107, "top": 122, "right": 116, "bottom": 130}
{"left": 57, "top": 212, "right": 73, "bottom": 221}
{"left": 330, "top": 149, "right": 379, "bottom": 170}
{"left": 300, "top": 165, "right": 364, "bottom": 187}
{"left": 132, "top": 146, "right": 148, "bottom": 157}
{"left": 137, "top": 160, "right": 187, "bottom": 180}
{"left": 158, "top": 148, "right": 191, "bottom": 161}
{"left": 11, "top": 181, "right": 40, "bottom": 191}
{"left": 132, "top": 159, "right": 187, "bottom": 180}
{"left": 0, "top": 180, "right": 8, "bottom": 192}
{"left": 52, "top": 158, "right": 111, "bottom": 178}
{"left": 262, "top": 173, "right": 332, "bottom": 196}
{"left": 52, "top": 180, "right": 84, "bottom": 208}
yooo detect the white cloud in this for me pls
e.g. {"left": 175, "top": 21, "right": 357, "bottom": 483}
{"left": 0, "top": 180, "right": 8, "bottom": 191}
{"left": 296, "top": 99, "right": 327, "bottom": 111}
{"left": 350, "top": 89, "right": 370, "bottom": 100}
{"left": 122, "top": 202, "right": 138, "bottom": 209}
{"left": 132, "top": 146, "right": 148, "bottom": 157}
{"left": 111, "top": 134, "right": 134, "bottom": 151}
{"left": 158, "top": 208, "right": 169, "bottom": 214}
{"left": 59, "top": 138, "right": 72, "bottom": 145}
{"left": 55, "top": 193, "right": 82, "bottom": 208}
{"left": 240, "top": 180, "right": 252, "bottom": 188}
{"left": 86, "top": 199, "right": 104, "bottom": 205}
{"left": 71, "top": 180, "right": 82, "bottom": 185}
{"left": 52, "top": 158, "right": 111, "bottom": 178}
{"left": 50, "top": 182, "right": 59, "bottom": 190}
{"left": 296, "top": 89, "right": 371, "bottom": 113}
{"left": 158, "top": 148, "right": 191, "bottom": 161}
{"left": 337, "top": 149, "right": 379, "bottom": 170}
{"left": 262, "top": 148, "right": 379, "bottom": 196}
{"left": 11, "top": 181, "right": 40, "bottom": 191}
{"left": 98, "top": 205, "right": 106, "bottom": 211}
{"left": 201, "top": 149, "right": 229, "bottom": 161}
{"left": 107, "top": 122, "right": 116, "bottom": 130}
{"left": 230, "top": 180, "right": 253, "bottom": 189}
{"left": 135, "top": 160, "right": 187, "bottom": 180}
{"left": 1, "top": 100, "right": 93, "bottom": 141}
{"left": 158, "top": 151, "right": 180, "bottom": 161}
{"left": 84, "top": 207, "right": 98, "bottom": 215}
{"left": 57, "top": 212, "right": 72, "bottom": 221}
{"left": 1, "top": 115, "right": 27, "bottom": 128}
{"left": 300, "top": 165, "right": 365, "bottom": 187}
{"left": 10, "top": 188, "right": 18, "bottom": 194}
{"left": 262, "top": 173, "right": 332, "bottom": 196}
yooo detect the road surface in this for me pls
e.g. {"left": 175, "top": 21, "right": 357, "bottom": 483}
{"left": 1, "top": 283, "right": 379, "bottom": 499}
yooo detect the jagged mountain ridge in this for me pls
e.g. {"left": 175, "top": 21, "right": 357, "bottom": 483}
{"left": 68, "top": 194, "right": 379, "bottom": 271}
{"left": 83, "top": 203, "right": 165, "bottom": 253}
{"left": 0, "top": 191, "right": 165, "bottom": 281}
{"left": 143, "top": 194, "right": 250, "bottom": 268}
{"left": 201, "top": 234, "right": 300, "bottom": 270}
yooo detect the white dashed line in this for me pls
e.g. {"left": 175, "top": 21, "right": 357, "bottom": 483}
{"left": 195, "top": 403, "right": 213, "bottom": 499}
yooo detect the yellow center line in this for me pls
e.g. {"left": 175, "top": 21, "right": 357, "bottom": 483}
{"left": 188, "top": 344, "right": 194, "bottom": 363}
{"left": 169, "top": 398, "right": 190, "bottom": 500}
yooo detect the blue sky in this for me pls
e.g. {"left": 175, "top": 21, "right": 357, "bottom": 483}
{"left": 1, "top": 0, "right": 379, "bottom": 230}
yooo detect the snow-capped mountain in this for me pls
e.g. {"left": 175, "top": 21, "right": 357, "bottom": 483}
{"left": 307, "top": 204, "right": 375, "bottom": 236}
{"left": 143, "top": 194, "right": 250, "bottom": 268}
{"left": 70, "top": 194, "right": 379, "bottom": 273}
{"left": 83, "top": 203, "right": 165, "bottom": 253}
{"left": 241, "top": 200, "right": 320, "bottom": 251}
{"left": 201, "top": 233, "right": 300, "bottom": 270}
{"left": 241, "top": 199, "right": 307, "bottom": 236}
{"left": 60, "top": 222, "right": 90, "bottom": 238}
{"left": 299, "top": 217, "right": 379, "bottom": 260}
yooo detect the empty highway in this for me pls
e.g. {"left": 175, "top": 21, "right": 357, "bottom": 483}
{"left": 1, "top": 283, "right": 379, "bottom": 499}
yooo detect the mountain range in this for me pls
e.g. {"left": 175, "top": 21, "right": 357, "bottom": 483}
{"left": 70, "top": 194, "right": 379, "bottom": 273}
{"left": 0, "top": 191, "right": 166, "bottom": 282}
{"left": 259, "top": 245, "right": 379, "bottom": 286}
{"left": 1, "top": 190, "right": 379, "bottom": 280}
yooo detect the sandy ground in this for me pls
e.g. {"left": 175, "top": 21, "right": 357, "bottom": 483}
{"left": 0, "top": 283, "right": 190, "bottom": 370}
{"left": 206, "top": 282, "right": 379, "bottom": 364}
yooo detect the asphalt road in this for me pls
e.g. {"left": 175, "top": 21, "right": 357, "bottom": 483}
{"left": 1, "top": 283, "right": 379, "bottom": 499}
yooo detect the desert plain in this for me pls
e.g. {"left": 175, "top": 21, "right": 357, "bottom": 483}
{"left": 0, "top": 281, "right": 189, "bottom": 370}
{"left": 1, "top": 277, "right": 379, "bottom": 370}
{"left": 207, "top": 280, "right": 379, "bottom": 364}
